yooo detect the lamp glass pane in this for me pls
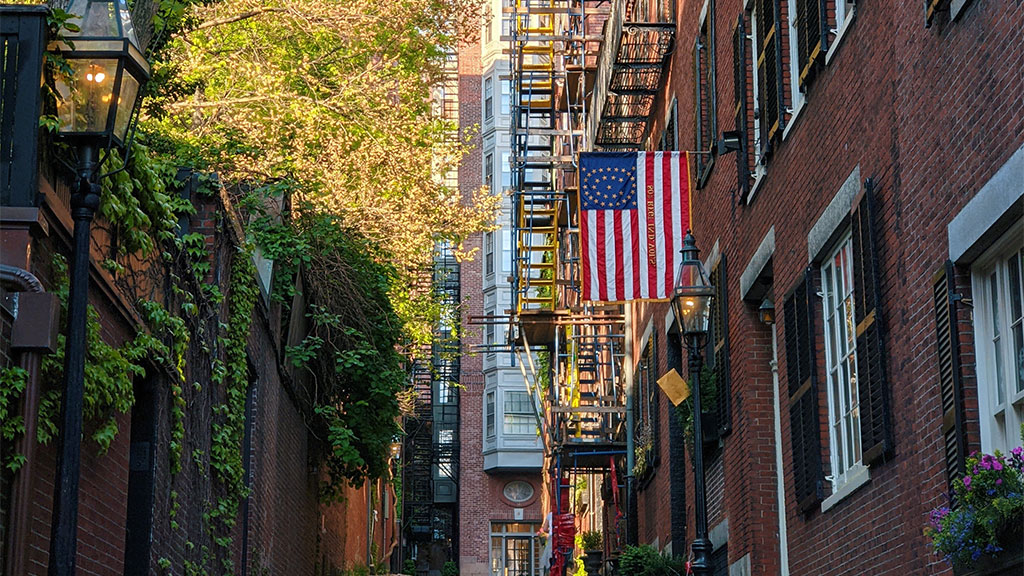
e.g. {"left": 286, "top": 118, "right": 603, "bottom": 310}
{"left": 113, "top": 71, "right": 140, "bottom": 141}
{"left": 57, "top": 58, "right": 119, "bottom": 134}
{"left": 66, "top": 0, "right": 139, "bottom": 45}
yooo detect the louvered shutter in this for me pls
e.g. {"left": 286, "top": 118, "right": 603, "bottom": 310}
{"left": 796, "top": 0, "right": 828, "bottom": 87}
{"left": 733, "top": 15, "right": 750, "bottom": 200}
{"left": 851, "top": 178, "right": 893, "bottom": 464}
{"left": 710, "top": 256, "right": 732, "bottom": 437}
{"left": 785, "top": 269, "right": 824, "bottom": 513}
{"left": 756, "top": 0, "right": 785, "bottom": 145}
{"left": 934, "top": 260, "right": 966, "bottom": 495}
{"left": 694, "top": 37, "right": 706, "bottom": 177}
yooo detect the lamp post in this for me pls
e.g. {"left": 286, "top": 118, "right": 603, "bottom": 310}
{"left": 670, "top": 231, "right": 715, "bottom": 576}
{"left": 48, "top": 1, "right": 148, "bottom": 574}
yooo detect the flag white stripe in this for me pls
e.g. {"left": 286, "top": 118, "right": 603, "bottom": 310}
{"left": 637, "top": 155, "right": 649, "bottom": 300}
{"left": 604, "top": 211, "right": 616, "bottom": 301}
{"left": 588, "top": 210, "right": 599, "bottom": 300}
{"left": 621, "top": 207, "right": 633, "bottom": 300}
{"left": 653, "top": 152, "right": 666, "bottom": 299}
{"left": 670, "top": 152, "right": 683, "bottom": 293}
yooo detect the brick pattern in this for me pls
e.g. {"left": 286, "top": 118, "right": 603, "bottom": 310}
{"left": 5, "top": 187, "right": 374, "bottom": 575}
{"left": 631, "top": 0, "right": 1024, "bottom": 574}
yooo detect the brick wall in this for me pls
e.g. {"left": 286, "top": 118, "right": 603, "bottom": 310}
{"left": 631, "top": 0, "right": 1024, "bottom": 574}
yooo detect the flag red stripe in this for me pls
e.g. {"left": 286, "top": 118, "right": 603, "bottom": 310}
{"left": 662, "top": 152, "right": 674, "bottom": 296}
{"left": 630, "top": 206, "right": 640, "bottom": 301}
{"left": 596, "top": 210, "right": 608, "bottom": 301}
{"left": 614, "top": 211, "right": 625, "bottom": 300}
{"left": 645, "top": 152, "right": 657, "bottom": 298}
{"left": 580, "top": 205, "right": 591, "bottom": 301}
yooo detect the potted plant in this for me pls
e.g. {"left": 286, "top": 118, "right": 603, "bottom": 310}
{"left": 618, "top": 545, "right": 685, "bottom": 576}
{"left": 926, "top": 447, "right": 1024, "bottom": 575}
{"left": 580, "top": 530, "right": 603, "bottom": 574}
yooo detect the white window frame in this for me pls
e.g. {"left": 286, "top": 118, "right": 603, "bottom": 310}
{"left": 490, "top": 522, "right": 541, "bottom": 576}
{"left": 485, "top": 231, "right": 495, "bottom": 277}
{"left": 825, "top": 0, "right": 856, "bottom": 64}
{"left": 484, "top": 77, "right": 494, "bottom": 122}
{"left": 820, "top": 233, "right": 863, "bottom": 493}
{"left": 503, "top": 390, "right": 535, "bottom": 435}
{"left": 971, "top": 220, "right": 1024, "bottom": 455}
{"left": 486, "top": 390, "right": 496, "bottom": 438}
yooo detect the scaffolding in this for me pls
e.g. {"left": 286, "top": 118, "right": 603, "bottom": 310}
{"left": 506, "top": 1, "right": 676, "bottom": 573}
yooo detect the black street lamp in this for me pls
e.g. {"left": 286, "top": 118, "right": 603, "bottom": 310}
{"left": 670, "top": 231, "right": 715, "bottom": 576}
{"left": 47, "top": 1, "right": 148, "bottom": 574}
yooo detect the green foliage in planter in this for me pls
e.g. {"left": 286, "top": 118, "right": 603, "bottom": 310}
{"left": 441, "top": 561, "right": 459, "bottom": 576}
{"left": 618, "top": 545, "right": 684, "bottom": 576}
{"left": 927, "top": 448, "right": 1024, "bottom": 569}
{"left": 674, "top": 364, "right": 717, "bottom": 450}
{"left": 580, "top": 530, "right": 602, "bottom": 552}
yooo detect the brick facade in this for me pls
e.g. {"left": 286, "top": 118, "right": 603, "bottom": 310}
{"left": 629, "top": 0, "right": 1024, "bottom": 574}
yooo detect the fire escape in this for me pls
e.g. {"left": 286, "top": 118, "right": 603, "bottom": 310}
{"left": 403, "top": 49, "right": 461, "bottom": 572}
{"left": 506, "top": 1, "right": 674, "bottom": 573}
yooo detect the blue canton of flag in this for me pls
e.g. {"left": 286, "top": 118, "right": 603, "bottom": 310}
{"left": 580, "top": 152, "right": 638, "bottom": 210}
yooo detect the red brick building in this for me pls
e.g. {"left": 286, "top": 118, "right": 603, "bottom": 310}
{"left": 618, "top": 0, "right": 1024, "bottom": 573}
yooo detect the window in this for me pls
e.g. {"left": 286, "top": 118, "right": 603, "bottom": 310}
{"left": 501, "top": 151, "right": 512, "bottom": 190}
{"left": 972, "top": 225, "right": 1024, "bottom": 455}
{"left": 694, "top": 6, "right": 716, "bottom": 187}
{"left": 504, "top": 390, "right": 535, "bottom": 435}
{"left": 502, "top": 229, "right": 512, "bottom": 273}
{"left": 484, "top": 77, "right": 494, "bottom": 121}
{"left": 486, "top": 391, "right": 496, "bottom": 438}
{"left": 485, "top": 152, "right": 494, "bottom": 191}
{"left": 821, "top": 234, "right": 863, "bottom": 490}
{"left": 634, "top": 333, "right": 659, "bottom": 481}
{"left": 731, "top": 14, "right": 757, "bottom": 201}
{"left": 485, "top": 231, "right": 495, "bottom": 276}
{"left": 490, "top": 522, "right": 542, "bottom": 576}
{"left": 486, "top": 311, "right": 496, "bottom": 348}
{"left": 501, "top": 79, "right": 511, "bottom": 116}
{"left": 659, "top": 98, "right": 678, "bottom": 152}
{"left": 786, "top": 181, "right": 891, "bottom": 512}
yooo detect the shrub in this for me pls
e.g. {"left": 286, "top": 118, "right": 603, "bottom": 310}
{"left": 581, "top": 530, "right": 603, "bottom": 552}
{"left": 618, "top": 545, "right": 684, "bottom": 576}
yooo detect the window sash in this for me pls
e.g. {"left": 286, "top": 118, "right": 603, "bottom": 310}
{"left": 821, "top": 236, "right": 862, "bottom": 489}
{"left": 975, "top": 240, "right": 1024, "bottom": 455}
{"left": 486, "top": 391, "right": 496, "bottom": 438}
{"left": 504, "top": 391, "right": 534, "bottom": 435}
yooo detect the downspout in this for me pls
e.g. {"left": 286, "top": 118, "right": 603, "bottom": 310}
{"left": 623, "top": 307, "right": 637, "bottom": 545}
{"left": 1, "top": 264, "right": 49, "bottom": 576}
{"left": 770, "top": 327, "right": 790, "bottom": 576}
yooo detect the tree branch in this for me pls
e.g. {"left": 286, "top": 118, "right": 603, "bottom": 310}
{"left": 192, "top": 8, "right": 288, "bottom": 31}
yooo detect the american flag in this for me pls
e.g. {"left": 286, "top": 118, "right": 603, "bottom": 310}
{"left": 578, "top": 151, "right": 691, "bottom": 302}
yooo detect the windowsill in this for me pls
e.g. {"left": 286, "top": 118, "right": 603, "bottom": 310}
{"left": 825, "top": 10, "right": 856, "bottom": 65}
{"left": 782, "top": 98, "right": 806, "bottom": 141}
{"left": 746, "top": 168, "right": 767, "bottom": 205}
{"left": 821, "top": 463, "right": 870, "bottom": 512}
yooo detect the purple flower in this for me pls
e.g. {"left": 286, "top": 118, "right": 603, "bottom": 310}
{"left": 996, "top": 478, "right": 1003, "bottom": 485}
{"left": 964, "top": 476, "right": 972, "bottom": 489}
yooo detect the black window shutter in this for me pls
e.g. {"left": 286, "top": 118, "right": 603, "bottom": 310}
{"left": 934, "top": 260, "right": 966, "bottom": 495}
{"left": 694, "top": 37, "right": 706, "bottom": 179}
{"left": 796, "top": 0, "right": 828, "bottom": 88}
{"left": 784, "top": 269, "right": 824, "bottom": 513}
{"left": 756, "top": 0, "right": 785, "bottom": 148}
{"left": 711, "top": 256, "right": 732, "bottom": 437}
{"left": 732, "top": 15, "right": 750, "bottom": 201}
{"left": 851, "top": 178, "right": 893, "bottom": 465}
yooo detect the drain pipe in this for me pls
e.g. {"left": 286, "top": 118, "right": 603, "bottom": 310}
{"left": 768, "top": 323, "right": 790, "bottom": 576}
{"left": 1, "top": 264, "right": 58, "bottom": 576}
